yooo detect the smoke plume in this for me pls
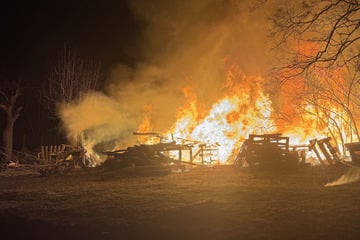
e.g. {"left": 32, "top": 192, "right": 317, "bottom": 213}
{"left": 59, "top": 0, "right": 275, "bottom": 163}
{"left": 106, "top": 0, "right": 274, "bottom": 131}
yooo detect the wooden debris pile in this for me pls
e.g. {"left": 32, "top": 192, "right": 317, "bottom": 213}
{"left": 101, "top": 141, "right": 193, "bottom": 172}
{"left": 233, "top": 134, "right": 343, "bottom": 168}
{"left": 233, "top": 133, "right": 299, "bottom": 169}
{"left": 175, "top": 137, "right": 220, "bottom": 165}
{"left": 36, "top": 145, "right": 88, "bottom": 176}
{"left": 345, "top": 142, "right": 360, "bottom": 166}
{"left": 309, "top": 137, "right": 341, "bottom": 165}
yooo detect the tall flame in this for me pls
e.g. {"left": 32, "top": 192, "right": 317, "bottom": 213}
{"left": 135, "top": 58, "right": 355, "bottom": 165}
{"left": 138, "top": 67, "right": 277, "bottom": 164}
{"left": 171, "top": 92, "right": 276, "bottom": 163}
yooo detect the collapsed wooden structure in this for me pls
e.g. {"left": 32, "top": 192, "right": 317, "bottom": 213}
{"left": 233, "top": 133, "right": 342, "bottom": 168}
{"left": 308, "top": 137, "right": 341, "bottom": 165}
{"left": 102, "top": 132, "right": 348, "bottom": 171}
{"left": 35, "top": 132, "right": 356, "bottom": 175}
{"left": 101, "top": 132, "right": 221, "bottom": 171}
{"left": 233, "top": 134, "right": 299, "bottom": 168}
{"left": 102, "top": 142, "right": 192, "bottom": 170}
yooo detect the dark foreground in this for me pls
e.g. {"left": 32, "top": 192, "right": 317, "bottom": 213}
{"left": 0, "top": 164, "right": 360, "bottom": 240}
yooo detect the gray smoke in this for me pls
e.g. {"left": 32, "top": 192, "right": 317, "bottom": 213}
{"left": 325, "top": 166, "right": 360, "bottom": 187}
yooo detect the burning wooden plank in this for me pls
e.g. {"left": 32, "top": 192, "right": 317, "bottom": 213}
{"left": 233, "top": 133, "right": 299, "bottom": 169}
{"left": 345, "top": 142, "right": 360, "bottom": 166}
{"left": 309, "top": 139, "right": 326, "bottom": 165}
{"left": 133, "top": 132, "right": 161, "bottom": 136}
{"left": 309, "top": 137, "right": 340, "bottom": 165}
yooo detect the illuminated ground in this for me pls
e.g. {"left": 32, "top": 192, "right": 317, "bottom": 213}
{"left": 0, "top": 164, "right": 359, "bottom": 240}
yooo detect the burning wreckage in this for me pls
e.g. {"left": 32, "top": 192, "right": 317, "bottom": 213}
{"left": 35, "top": 130, "right": 360, "bottom": 176}
{"left": 233, "top": 134, "right": 342, "bottom": 168}
{"left": 101, "top": 132, "right": 220, "bottom": 172}
{"left": 101, "top": 132, "right": 353, "bottom": 171}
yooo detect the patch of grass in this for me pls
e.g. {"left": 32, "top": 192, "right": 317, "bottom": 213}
{"left": 0, "top": 165, "right": 360, "bottom": 239}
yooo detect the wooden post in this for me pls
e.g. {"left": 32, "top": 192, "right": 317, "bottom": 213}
{"left": 323, "top": 137, "right": 340, "bottom": 163}
{"left": 317, "top": 139, "right": 333, "bottom": 163}
{"left": 201, "top": 145, "right": 204, "bottom": 166}
{"left": 190, "top": 148, "right": 193, "bottom": 163}
{"left": 40, "top": 145, "right": 45, "bottom": 161}
{"left": 285, "top": 137, "right": 289, "bottom": 151}
{"left": 309, "top": 139, "right": 325, "bottom": 165}
{"left": 45, "top": 146, "right": 49, "bottom": 163}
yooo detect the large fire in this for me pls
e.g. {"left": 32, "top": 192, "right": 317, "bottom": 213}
{"left": 126, "top": 55, "right": 359, "bottom": 167}
{"left": 132, "top": 64, "right": 329, "bottom": 165}
{"left": 58, "top": 36, "right": 358, "bottom": 167}
{"left": 165, "top": 89, "right": 276, "bottom": 164}
{"left": 62, "top": 58, "right": 357, "bottom": 168}
{"left": 55, "top": 2, "right": 360, "bottom": 189}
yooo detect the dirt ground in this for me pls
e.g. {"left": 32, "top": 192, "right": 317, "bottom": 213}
{"left": 0, "top": 164, "right": 360, "bottom": 240}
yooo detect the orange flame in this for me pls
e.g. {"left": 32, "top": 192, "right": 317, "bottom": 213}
{"left": 132, "top": 43, "right": 356, "bottom": 166}
{"left": 164, "top": 66, "right": 277, "bottom": 164}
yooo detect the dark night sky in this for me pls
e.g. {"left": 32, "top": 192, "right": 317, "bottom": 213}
{"left": 0, "top": 1, "right": 141, "bottom": 149}
{"left": 0, "top": 1, "right": 140, "bottom": 79}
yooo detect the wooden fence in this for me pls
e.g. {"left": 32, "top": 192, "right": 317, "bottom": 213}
{"left": 37, "top": 145, "right": 66, "bottom": 164}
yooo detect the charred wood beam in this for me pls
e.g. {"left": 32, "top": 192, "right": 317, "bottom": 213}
{"left": 309, "top": 139, "right": 325, "bottom": 165}
{"left": 345, "top": 142, "right": 360, "bottom": 165}
{"left": 322, "top": 137, "right": 340, "bottom": 163}
{"left": 133, "top": 132, "right": 160, "bottom": 136}
{"left": 317, "top": 139, "right": 333, "bottom": 163}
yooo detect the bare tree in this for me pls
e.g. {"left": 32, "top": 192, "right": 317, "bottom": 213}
{"left": 43, "top": 45, "right": 101, "bottom": 113}
{"left": 297, "top": 69, "right": 360, "bottom": 151}
{"left": 271, "top": 0, "right": 360, "bottom": 74}
{"left": 270, "top": 0, "right": 360, "bottom": 149}
{"left": 0, "top": 89, "right": 22, "bottom": 163}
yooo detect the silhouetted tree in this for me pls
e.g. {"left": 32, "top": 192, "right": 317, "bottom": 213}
{"left": 41, "top": 45, "right": 102, "bottom": 152}
{"left": 271, "top": 0, "right": 360, "bottom": 74}
{"left": 270, "top": 0, "right": 360, "bottom": 149}
{"left": 43, "top": 45, "right": 101, "bottom": 114}
{"left": 0, "top": 88, "right": 22, "bottom": 163}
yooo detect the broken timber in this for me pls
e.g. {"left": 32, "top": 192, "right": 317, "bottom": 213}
{"left": 37, "top": 145, "right": 89, "bottom": 176}
{"left": 102, "top": 142, "right": 195, "bottom": 171}
{"left": 309, "top": 137, "right": 340, "bottom": 165}
{"left": 103, "top": 132, "right": 221, "bottom": 170}
{"left": 345, "top": 142, "right": 360, "bottom": 166}
{"left": 233, "top": 133, "right": 299, "bottom": 169}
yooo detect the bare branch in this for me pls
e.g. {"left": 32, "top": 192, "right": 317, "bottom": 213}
{"left": 270, "top": 1, "right": 360, "bottom": 147}
{"left": 0, "top": 90, "right": 9, "bottom": 103}
{"left": 271, "top": 0, "right": 360, "bottom": 72}
{"left": 43, "top": 44, "right": 102, "bottom": 115}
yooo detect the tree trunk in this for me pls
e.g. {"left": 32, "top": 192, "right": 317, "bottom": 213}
{"left": 3, "top": 117, "right": 15, "bottom": 162}
{"left": 0, "top": 89, "right": 22, "bottom": 164}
